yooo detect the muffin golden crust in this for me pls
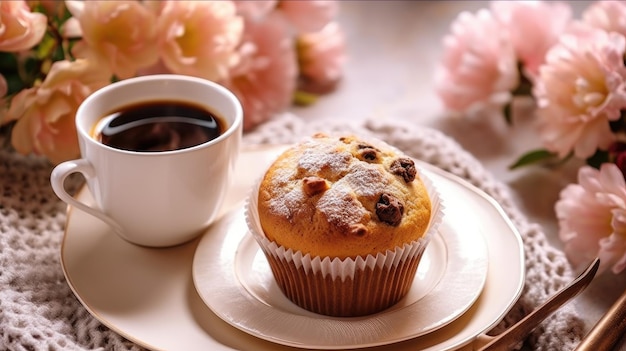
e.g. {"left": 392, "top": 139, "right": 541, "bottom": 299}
{"left": 257, "top": 133, "right": 432, "bottom": 259}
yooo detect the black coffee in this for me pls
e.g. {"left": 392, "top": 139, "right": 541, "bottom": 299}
{"left": 94, "top": 100, "right": 225, "bottom": 152}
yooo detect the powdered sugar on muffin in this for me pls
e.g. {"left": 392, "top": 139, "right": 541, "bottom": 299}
{"left": 257, "top": 133, "right": 432, "bottom": 259}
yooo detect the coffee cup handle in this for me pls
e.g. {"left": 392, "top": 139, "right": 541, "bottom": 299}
{"left": 51, "top": 159, "right": 124, "bottom": 234}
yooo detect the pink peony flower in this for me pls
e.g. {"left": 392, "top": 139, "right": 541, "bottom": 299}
{"left": 556, "top": 163, "right": 626, "bottom": 274}
{"left": 0, "top": 0, "right": 46, "bottom": 52}
{"left": 297, "top": 21, "right": 346, "bottom": 94}
{"left": 135, "top": 59, "right": 172, "bottom": 77}
{"left": 278, "top": 0, "right": 338, "bottom": 33}
{"left": 4, "top": 59, "right": 111, "bottom": 164}
{"left": 490, "top": 0, "right": 572, "bottom": 80}
{"left": 583, "top": 0, "right": 626, "bottom": 37}
{"left": 66, "top": 0, "right": 159, "bottom": 79}
{"left": 533, "top": 26, "right": 626, "bottom": 159}
{"left": 435, "top": 9, "right": 519, "bottom": 114}
{"left": 221, "top": 14, "right": 297, "bottom": 131}
{"left": 234, "top": 0, "right": 277, "bottom": 19}
{"left": 156, "top": 0, "right": 244, "bottom": 81}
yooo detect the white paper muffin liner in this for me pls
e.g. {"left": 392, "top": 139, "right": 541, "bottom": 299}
{"left": 245, "top": 167, "right": 443, "bottom": 317}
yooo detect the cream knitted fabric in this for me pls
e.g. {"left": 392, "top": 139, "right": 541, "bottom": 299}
{"left": 0, "top": 114, "right": 583, "bottom": 350}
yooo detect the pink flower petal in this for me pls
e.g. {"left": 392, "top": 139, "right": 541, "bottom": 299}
{"left": 557, "top": 164, "right": 626, "bottom": 274}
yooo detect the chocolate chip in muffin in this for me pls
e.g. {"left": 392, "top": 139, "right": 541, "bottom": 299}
{"left": 375, "top": 193, "right": 404, "bottom": 226}
{"left": 390, "top": 157, "right": 416, "bottom": 183}
{"left": 302, "top": 176, "right": 329, "bottom": 196}
{"left": 356, "top": 143, "right": 380, "bottom": 162}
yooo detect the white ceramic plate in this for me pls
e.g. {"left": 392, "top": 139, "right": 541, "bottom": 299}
{"left": 60, "top": 145, "right": 525, "bottom": 351}
{"left": 192, "top": 203, "right": 488, "bottom": 349}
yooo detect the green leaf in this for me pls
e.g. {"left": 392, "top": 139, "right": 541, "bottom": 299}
{"left": 508, "top": 149, "right": 559, "bottom": 170}
{"left": 503, "top": 102, "right": 513, "bottom": 125}
{"left": 36, "top": 34, "right": 56, "bottom": 60}
{"left": 4, "top": 72, "right": 26, "bottom": 95}
{"left": 586, "top": 149, "right": 610, "bottom": 169}
{"left": 293, "top": 90, "right": 318, "bottom": 106}
{"left": 0, "top": 52, "right": 17, "bottom": 70}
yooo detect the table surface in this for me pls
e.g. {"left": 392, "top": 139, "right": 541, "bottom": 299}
{"left": 291, "top": 1, "right": 626, "bottom": 349}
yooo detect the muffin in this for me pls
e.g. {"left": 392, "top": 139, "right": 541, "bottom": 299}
{"left": 246, "top": 133, "right": 442, "bottom": 317}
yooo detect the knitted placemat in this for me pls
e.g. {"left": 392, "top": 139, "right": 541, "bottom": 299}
{"left": 0, "top": 114, "right": 583, "bottom": 350}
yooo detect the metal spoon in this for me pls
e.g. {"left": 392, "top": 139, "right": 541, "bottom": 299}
{"left": 468, "top": 258, "right": 599, "bottom": 351}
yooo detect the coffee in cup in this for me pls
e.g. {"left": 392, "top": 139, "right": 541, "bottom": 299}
{"left": 51, "top": 75, "right": 243, "bottom": 247}
{"left": 92, "top": 100, "right": 227, "bottom": 152}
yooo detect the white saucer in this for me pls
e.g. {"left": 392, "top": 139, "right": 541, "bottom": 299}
{"left": 60, "top": 145, "right": 524, "bottom": 351}
{"left": 192, "top": 202, "right": 488, "bottom": 349}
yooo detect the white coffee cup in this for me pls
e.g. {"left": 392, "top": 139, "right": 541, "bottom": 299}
{"left": 51, "top": 75, "right": 243, "bottom": 247}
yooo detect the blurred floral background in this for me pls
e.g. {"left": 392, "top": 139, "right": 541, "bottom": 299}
{"left": 0, "top": 0, "right": 346, "bottom": 164}
{"left": 435, "top": 0, "right": 626, "bottom": 275}
{"left": 5, "top": 0, "right": 626, "bottom": 279}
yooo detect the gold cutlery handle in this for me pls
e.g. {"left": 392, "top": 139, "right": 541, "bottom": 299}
{"left": 475, "top": 258, "right": 599, "bottom": 351}
{"left": 575, "top": 286, "right": 626, "bottom": 351}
